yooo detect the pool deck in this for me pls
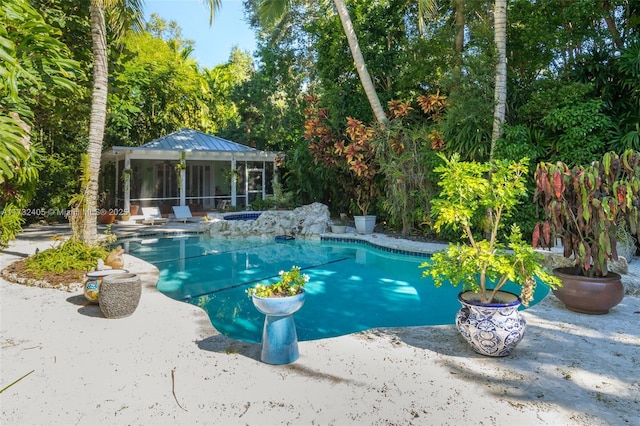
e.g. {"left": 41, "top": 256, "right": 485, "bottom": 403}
{"left": 1, "top": 223, "right": 639, "bottom": 425}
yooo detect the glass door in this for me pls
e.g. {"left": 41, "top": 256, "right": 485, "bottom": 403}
{"left": 246, "top": 168, "right": 264, "bottom": 206}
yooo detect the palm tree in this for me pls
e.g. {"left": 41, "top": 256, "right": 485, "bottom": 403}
{"left": 330, "top": 0, "right": 387, "bottom": 125}
{"left": 257, "top": 0, "right": 437, "bottom": 126}
{"left": 490, "top": 0, "right": 507, "bottom": 160}
{"left": 82, "top": 0, "right": 221, "bottom": 244}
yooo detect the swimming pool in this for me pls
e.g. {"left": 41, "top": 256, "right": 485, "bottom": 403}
{"left": 122, "top": 235, "right": 548, "bottom": 342}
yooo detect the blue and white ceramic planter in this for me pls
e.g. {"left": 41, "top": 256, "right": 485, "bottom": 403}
{"left": 252, "top": 291, "right": 306, "bottom": 364}
{"left": 455, "top": 290, "right": 526, "bottom": 357}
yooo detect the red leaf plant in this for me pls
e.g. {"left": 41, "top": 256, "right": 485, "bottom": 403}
{"left": 533, "top": 150, "right": 640, "bottom": 277}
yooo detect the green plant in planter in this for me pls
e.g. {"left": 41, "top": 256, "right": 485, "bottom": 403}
{"left": 533, "top": 149, "right": 640, "bottom": 277}
{"left": 175, "top": 151, "right": 187, "bottom": 189}
{"left": 333, "top": 117, "right": 380, "bottom": 216}
{"left": 121, "top": 168, "right": 133, "bottom": 181}
{"left": 419, "top": 154, "right": 561, "bottom": 305}
{"left": 246, "top": 266, "right": 309, "bottom": 298}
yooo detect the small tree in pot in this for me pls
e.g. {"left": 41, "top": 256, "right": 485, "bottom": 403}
{"left": 420, "top": 154, "right": 560, "bottom": 356}
{"left": 533, "top": 149, "right": 640, "bottom": 313}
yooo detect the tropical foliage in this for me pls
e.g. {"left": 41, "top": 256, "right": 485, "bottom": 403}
{"left": 0, "top": 0, "right": 637, "bottom": 247}
{"left": 419, "top": 154, "right": 561, "bottom": 305}
{"left": 533, "top": 149, "right": 640, "bottom": 277}
{"left": 24, "top": 238, "right": 109, "bottom": 277}
{"left": 0, "top": 0, "right": 81, "bottom": 246}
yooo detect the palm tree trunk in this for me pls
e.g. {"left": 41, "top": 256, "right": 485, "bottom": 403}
{"left": 83, "top": 3, "right": 109, "bottom": 245}
{"left": 333, "top": 0, "right": 388, "bottom": 125}
{"left": 490, "top": 0, "right": 507, "bottom": 161}
{"left": 451, "top": 0, "right": 465, "bottom": 94}
{"left": 600, "top": 0, "right": 623, "bottom": 50}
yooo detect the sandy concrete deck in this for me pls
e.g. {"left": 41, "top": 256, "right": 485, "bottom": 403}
{"left": 1, "top": 223, "right": 639, "bottom": 425}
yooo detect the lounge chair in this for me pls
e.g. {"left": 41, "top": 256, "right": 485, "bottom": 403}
{"left": 140, "top": 207, "right": 169, "bottom": 225}
{"left": 216, "top": 199, "right": 230, "bottom": 210}
{"left": 171, "top": 205, "right": 203, "bottom": 223}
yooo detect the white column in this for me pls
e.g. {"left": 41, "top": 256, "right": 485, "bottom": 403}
{"left": 261, "top": 162, "right": 266, "bottom": 200}
{"left": 124, "top": 155, "right": 131, "bottom": 212}
{"left": 273, "top": 159, "right": 279, "bottom": 198}
{"left": 244, "top": 164, "right": 248, "bottom": 207}
{"left": 114, "top": 161, "right": 119, "bottom": 207}
{"left": 231, "top": 157, "right": 237, "bottom": 206}
{"left": 179, "top": 167, "right": 186, "bottom": 206}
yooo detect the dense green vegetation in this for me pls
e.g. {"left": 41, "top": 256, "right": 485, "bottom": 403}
{"left": 24, "top": 238, "right": 109, "bottom": 277}
{"left": 2, "top": 0, "right": 639, "bottom": 246}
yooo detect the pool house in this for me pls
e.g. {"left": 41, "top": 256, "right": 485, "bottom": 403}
{"left": 100, "top": 128, "right": 280, "bottom": 215}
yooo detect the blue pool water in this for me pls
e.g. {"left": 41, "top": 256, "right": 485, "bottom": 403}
{"left": 122, "top": 235, "right": 548, "bottom": 342}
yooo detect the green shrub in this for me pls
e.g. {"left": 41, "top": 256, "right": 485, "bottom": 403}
{"left": 25, "top": 238, "right": 109, "bottom": 277}
{"left": 0, "top": 206, "right": 25, "bottom": 248}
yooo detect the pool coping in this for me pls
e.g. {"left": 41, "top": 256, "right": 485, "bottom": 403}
{"left": 113, "top": 225, "right": 446, "bottom": 258}
{"left": 319, "top": 232, "right": 443, "bottom": 257}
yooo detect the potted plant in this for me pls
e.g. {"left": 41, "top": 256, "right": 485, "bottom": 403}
{"left": 334, "top": 118, "right": 379, "bottom": 234}
{"left": 419, "top": 154, "right": 561, "bottom": 357}
{"left": 97, "top": 191, "right": 115, "bottom": 224}
{"left": 533, "top": 149, "right": 640, "bottom": 314}
{"left": 246, "top": 266, "right": 309, "bottom": 364}
{"left": 304, "top": 98, "right": 379, "bottom": 234}
{"left": 120, "top": 167, "right": 140, "bottom": 216}
{"left": 329, "top": 217, "right": 348, "bottom": 234}
{"left": 174, "top": 151, "right": 187, "bottom": 190}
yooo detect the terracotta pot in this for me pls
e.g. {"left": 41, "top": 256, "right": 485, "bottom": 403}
{"left": 98, "top": 212, "right": 116, "bottom": 224}
{"left": 552, "top": 267, "right": 624, "bottom": 314}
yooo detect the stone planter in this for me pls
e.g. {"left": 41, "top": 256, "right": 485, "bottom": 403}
{"left": 99, "top": 273, "right": 142, "bottom": 319}
{"left": 251, "top": 291, "right": 306, "bottom": 364}
{"left": 330, "top": 224, "right": 347, "bottom": 234}
{"left": 354, "top": 215, "right": 376, "bottom": 234}
{"left": 84, "top": 269, "right": 129, "bottom": 303}
{"left": 456, "top": 290, "right": 526, "bottom": 357}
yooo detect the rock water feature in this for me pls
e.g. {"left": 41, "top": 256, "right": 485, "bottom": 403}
{"left": 202, "top": 202, "right": 330, "bottom": 239}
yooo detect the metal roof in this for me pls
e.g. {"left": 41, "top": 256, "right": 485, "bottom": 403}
{"left": 101, "top": 128, "right": 278, "bottom": 163}
{"left": 140, "top": 128, "right": 257, "bottom": 152}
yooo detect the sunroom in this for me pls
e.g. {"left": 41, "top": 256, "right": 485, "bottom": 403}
{"left": 100, "top": 128, "right": 280, "bottom": 216}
